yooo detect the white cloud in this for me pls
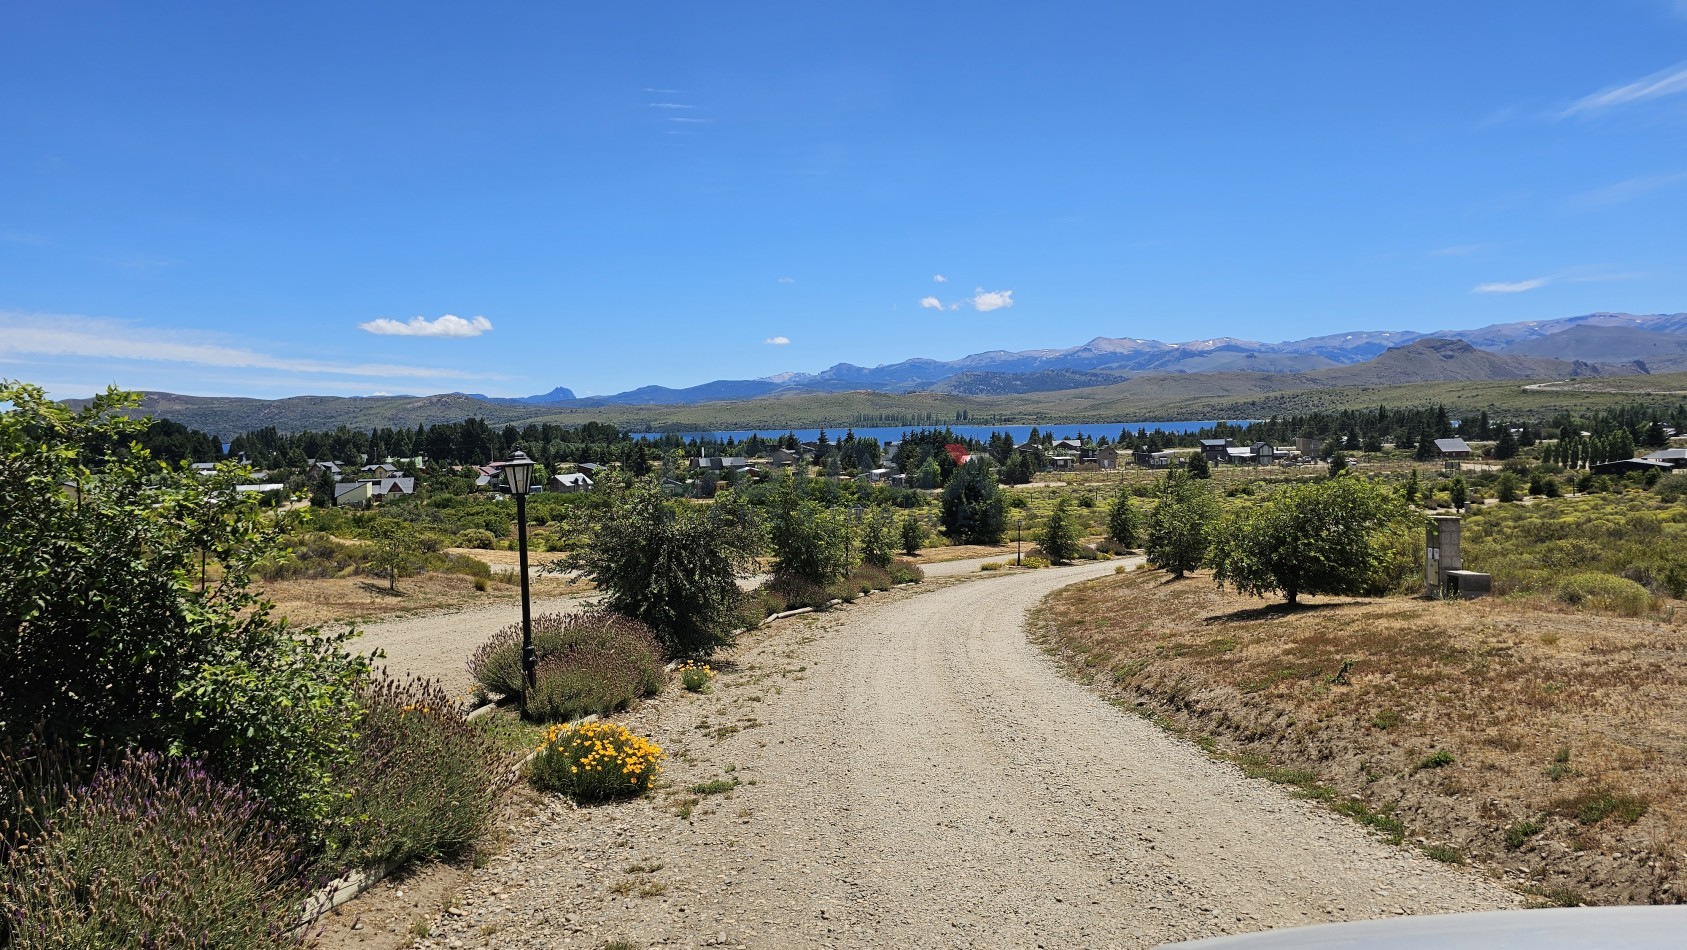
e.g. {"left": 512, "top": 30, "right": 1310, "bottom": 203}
{"left": 763, "top": 336, "right": 791, "bottom": 345}
{"left": 919, "top": 296, "right": 945, "bottom": 311}
{"left": 1472, "top": 278, "right": 1550, "bottom": 294}
{"left": 971, "top": 288, "right": 1015, "bottom": 311}
{"left": 668, "top": 117, "right": 710, "bottom": 124}
{"left": 0, "top": 311, "right": 482, "bottom": 379}
{"left": 358, "top": 314, "right": 493, "bottom": 337}
{"left": 932, "top": 274, "right": 947, "bottom": 283}
{"left": 648, "top": 102, "right": 694, "bottom": 109}
{"left": 1560, "top": 62, "right": 1687, "bottom": 117}
{"left": 1569, "top": 170, "right": 1687, "bottom": 209}
{"left": 777, "top": 276, "right": 795, "bottom": 284}
{"left": 1427, "top": 243, "right": 1492, "bottom": 257}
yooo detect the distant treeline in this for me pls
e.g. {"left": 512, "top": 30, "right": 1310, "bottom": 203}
{"left": 132, "top": 399, "right": 1687, "bottom": 471}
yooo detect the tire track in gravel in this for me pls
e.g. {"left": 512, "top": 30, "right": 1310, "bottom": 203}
{"left": 418, "top": 563, "right": 1516, "bottom": 950}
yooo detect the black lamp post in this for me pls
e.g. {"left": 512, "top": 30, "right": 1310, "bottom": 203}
{"left": 1016, "top": 515, "right": 1023, "bottom": 567}
{"left": 500, "top": 450, "right": 537, "bottom": 717}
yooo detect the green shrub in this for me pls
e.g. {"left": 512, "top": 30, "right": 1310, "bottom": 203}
{"left": 456, "top": 528, "right": 496, "bottom": 549}
{"left": 529, "top": 721, "right": 662, "bottom": 802}
{"left": 527, "top": 646, "right": 649, "bottom": 722}
{"left": 326, "top": 676, "right": 504, "bottom": 868}
{"left": 468, "top": 612, "right": 666, "bottom": 702}
{"left": 761, "top": 575, "right": 832, "bottom": 611}
{"left": 1505, "top": 817, "right": 1546, "bottom": 849}
{"left": 2, "top": 751, "right": 313, "bottom": 949}
{"left": 887, "top": 559, "right": 925, "bottom": 585}
{"left": 1555, "top": 573, "right": 1653, "bottom": 616}
{"left": 1023, "top": 555, "right": 1051, "bottom": 568}
{"left": 980, "top": 561, "right": 1004, "bottom": 571}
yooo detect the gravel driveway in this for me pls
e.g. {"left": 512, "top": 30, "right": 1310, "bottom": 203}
{"left": 356, "top": 595, "right": 591, "bottom": 695}
{"left": 417, "top": 562, "right": 1517, "bottom": 949}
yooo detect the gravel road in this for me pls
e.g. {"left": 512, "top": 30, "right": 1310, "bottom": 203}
{"left": 356, "top": 595, "right": 589, "bottom": 695}
{"left": 416, "top": 562, "right": 1517, "bottom": 949}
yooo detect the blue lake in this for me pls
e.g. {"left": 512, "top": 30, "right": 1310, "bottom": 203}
{"left": 635, "top": 421, "right": 1246, "bottom": 443}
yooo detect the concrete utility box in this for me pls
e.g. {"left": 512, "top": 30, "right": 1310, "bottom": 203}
{"left": 1443, "top": 570, "right": 1492, "bottom": 599}
{"left": 1425, "top": 516, "right": 1462, "bottom": 596}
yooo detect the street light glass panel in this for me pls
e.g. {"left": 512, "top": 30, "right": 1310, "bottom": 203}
{"left": 502, "top": 450, "right": 535, "bottom": 495}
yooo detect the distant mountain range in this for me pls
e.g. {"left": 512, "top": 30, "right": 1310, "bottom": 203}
{"left": 72, "top": 310, "right": 1687, "bottom": 433}
{"left": 512, "top": 310, "right": 1687, "bottom": 405}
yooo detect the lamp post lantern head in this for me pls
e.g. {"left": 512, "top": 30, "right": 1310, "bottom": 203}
{"left": 502, "top": 450, "right": 535, "bottom": 496}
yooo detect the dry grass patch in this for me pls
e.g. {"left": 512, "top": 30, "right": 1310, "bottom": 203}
{"left": 1032, "top": 568, "right": 1687, "bottom": 905}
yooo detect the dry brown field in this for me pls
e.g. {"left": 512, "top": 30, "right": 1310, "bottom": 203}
{"left": 1033, "top": 567, "right": 1687, "bottom": 906}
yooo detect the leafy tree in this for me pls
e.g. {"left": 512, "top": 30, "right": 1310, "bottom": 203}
{"left": 1208, "top": 477, "right": 1415, "bottom": 606}
{"left": 900, "top": 512, "right": 925, "bottom": 555}
{"left": 940, "top": 459, "right": 1006, "bottom": 544}
{"left": 1105, "top": 487, "right": 1140, "bottom": 547}
{"left": 859, "top": 508, "right": 896, "bottom": 569}
{"left": 1493, "top": 427, "right": 1517, "bottom": 460}
{"left": 1495, "top": 472, "right": 1522, "bottom": 503}
{"left": 1403, "top": 468, "right": 1420, "bottom": 505}
{"left": 366, "top": 519, "right": 423, "bottom": 591}
{"left": 1449, "top": 475, "right": 1468, "bottom": 511}
{"left": 1144, "top": 471, "right": 1216, "bottom": 578}
{"left": 1186, "top": 450, "right": 1211, "bottom": 479}
{"left": 766, "top": 485, "right": 855, "bottom": 584}
{"left": 1327, "top": 452, "right": 1349, "bottom": 477}
{"left": 0, "top": 383, "right": 372, "bottom": 828}
{"left": 1039, "top": 498, "right": 1082, "bottom": 564}
{"left": 915, "top": 457, "right": 942, "bottom": 490}
{"left": 563, "top": 479, "right": 761, "bottom": 655}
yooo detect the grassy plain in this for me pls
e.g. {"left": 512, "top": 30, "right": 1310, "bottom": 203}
{"left": 1032, "top": 567, "right": 1687, "bottom": 905}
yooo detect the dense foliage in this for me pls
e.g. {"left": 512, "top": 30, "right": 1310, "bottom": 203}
{"left": 529, "top": 721, "right": 663, "bottom": 803}
{"left": 1208, "top": 476, "right": 1416, "bottom": 605}
{"left": 940, "top": 458, "right": 1007, "bottom": 544}
{"left": 0, "top": 383, "right": 372, "bottom": 830}
{"left": 1144, "top": 471, "right": 1216, "bottom": 578}
{"left": 562, "top": 479, "right": 762, "bottom": 655}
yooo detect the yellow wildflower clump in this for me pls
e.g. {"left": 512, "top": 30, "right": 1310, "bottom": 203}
{"left": 676, "top": 661, "right": 716, "bottom": 693}
{"left": 530, "top": 721, "right": 663, "bottom": 802}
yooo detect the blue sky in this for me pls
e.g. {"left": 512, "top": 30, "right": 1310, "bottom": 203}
{"left": 4, "top": 1, "right": 1687, "bottom": 400}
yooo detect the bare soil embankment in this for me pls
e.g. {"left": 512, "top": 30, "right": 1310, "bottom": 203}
{"left": 1032, "top": 568, "right": 1687, "bottom": 906}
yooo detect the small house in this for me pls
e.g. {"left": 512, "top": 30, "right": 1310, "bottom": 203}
{"left": 1433, "top": 438, "right": 1472, "bottom": 459}
{"left": 944, "top": 444, "right": 972, "bottom": 466}
{"left": 333, "top": 476, "right": 414, "bottom": 507}
{"left": 1294, "top": 437, "right": 1323, "bottom": 459}
{"left": 1095, "top": 447, "right": 1119, "bottom": 470}
{"left": 767, "top": 447, "right": 801, "bottom": 467}
{"left": 547, "top": 472, "right": 594, "bottom": 493}
{"left": 1590, "top": 458, "right": 1674, "bottom": 476}
{"left": 360, "top": 463, "right": 400, "bottom": 479}
{"left": 1643, "top": 448, "right": 1687, "bottom": 469}
{"left": 1199, "top": 438, "right": 1233, "bottom": 462}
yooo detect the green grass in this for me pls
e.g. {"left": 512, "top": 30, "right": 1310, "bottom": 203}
{"left": 689, "top": 778, "right": 740, "bottom": 796}
{"left": 1414, "top": 750, "right": 1456, "bottom": 772}
{"left": 1505, "top": 818, "right": 1546, "bottom": 850}
{"left": 1333, "top": 798, "right": 1406, "bottom": 844}
{"left": 1554, "top": 788, "right": 1649, "bottom": 826}
{"left": 1422, "top": 844, "right": 1464, "bottom": 864}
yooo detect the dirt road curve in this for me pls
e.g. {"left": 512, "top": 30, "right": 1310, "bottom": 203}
{"left": 417, "top": 563, "right": 1516, "bottom": 949}
{"left": 356, "top": 595, "right": 589, "bottom": 695}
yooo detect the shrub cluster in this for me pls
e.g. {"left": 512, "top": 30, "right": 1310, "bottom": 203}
{"left": 2, "top": 751, "right": 314, "bottom": 949}
{"left": 468, "top": 612, "right": 666, "bottom": 720}
{"left": 529, "top": 721, "right": 663, "bottom": 803}
{"left": 754, "top": 561, "right": 910, "bottom": 614}
{"left": 1463, "top": 493, "right": 1686, "bottom": 609}
{"left": 326, "top": 676, "right": 505, "bottom": 867}
{"left": 1554, "top": 573, "right": 1654, "bottom": 617}
{"left": 677, "top": 661, "right": 715, "bottom": 693}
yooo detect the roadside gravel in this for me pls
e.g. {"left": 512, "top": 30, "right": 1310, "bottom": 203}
{"left": 415, "top": 562, "right": 1517, "bottom": 949}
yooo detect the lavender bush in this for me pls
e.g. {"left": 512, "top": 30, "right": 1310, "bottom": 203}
{"left": 2, "top": 750, "right": 313, "bottom": 949}
{"left": 468, "top": 612, "right": 666, "bottom": 717}
{"left": 326, "top": 675, "right": 505, "bottom": 868}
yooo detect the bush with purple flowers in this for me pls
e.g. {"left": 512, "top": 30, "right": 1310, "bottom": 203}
{"left": 2, "top": 751, "right": 314, "bottom": 949}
